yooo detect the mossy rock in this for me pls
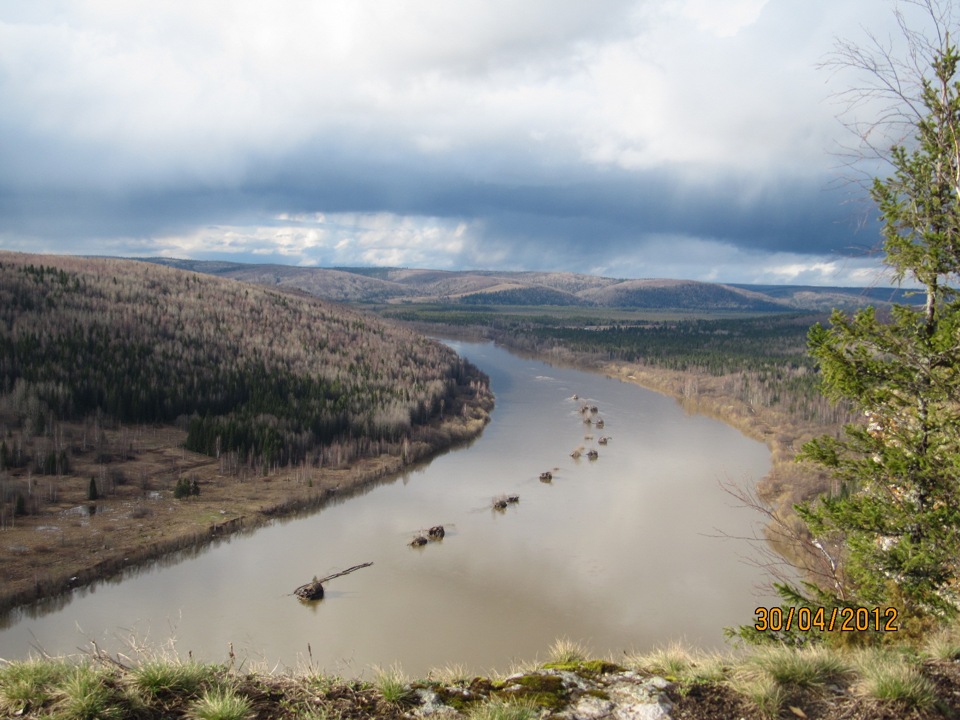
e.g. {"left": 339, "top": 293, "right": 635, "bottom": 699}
{"left": 432, "top": 685, "right": 477, "bottom": 712}
{"left": 431, "top": 677, "right": 501, "bottom": 712}
{"left": 495, "top": 673, "right": 569, "bottom": 711}
{"left": 541, "top": 659, "right": 624, "bottom": 677}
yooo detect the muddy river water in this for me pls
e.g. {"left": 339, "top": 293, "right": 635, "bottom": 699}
{"left": 0, "top": 340, "right": 777, "bottom": 676}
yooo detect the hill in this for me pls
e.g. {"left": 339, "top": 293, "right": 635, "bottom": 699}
{"left": 0, "top": 251, "right": 490, "bottom": 483}
{"left": 0, "top": 251, "right": 493, "bottom": 612}
{"left": 141, "top": 259, "right": 919, "bottom": 311}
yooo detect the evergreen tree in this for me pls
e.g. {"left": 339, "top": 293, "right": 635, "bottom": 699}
{"left": 796, "top": 32, "right": 960, "bottom": 623}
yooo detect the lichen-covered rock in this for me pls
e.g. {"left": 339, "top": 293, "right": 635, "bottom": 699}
{"left": 411, "top": 688, "right": 461, "bottom": 718}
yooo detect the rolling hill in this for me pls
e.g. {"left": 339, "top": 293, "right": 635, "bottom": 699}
{"left": 142, "top": 258, "right": 920, "bottom": 311}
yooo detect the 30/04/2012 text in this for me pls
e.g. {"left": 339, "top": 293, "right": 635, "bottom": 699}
{"left": 754, "top": 606, "right": 899, "bottom": 633}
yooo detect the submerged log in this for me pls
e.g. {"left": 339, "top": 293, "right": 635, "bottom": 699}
{"left": 294, "top": 562, "right": 373, "bottom": 601}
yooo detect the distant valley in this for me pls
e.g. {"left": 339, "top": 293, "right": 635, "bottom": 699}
{"left": 142, "top": 258, "right": 917, "bottom": 312}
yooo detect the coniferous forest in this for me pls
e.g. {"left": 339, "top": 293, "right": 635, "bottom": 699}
{"left": 0, "top": 252, "right": 488, "bottom": 477}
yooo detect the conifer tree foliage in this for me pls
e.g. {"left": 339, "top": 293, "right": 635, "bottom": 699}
{"left": 797, "top": 2, "right": 960, "bottom": 622}
{"left": 0, "top": 253, "right": 489, "bottom": 471}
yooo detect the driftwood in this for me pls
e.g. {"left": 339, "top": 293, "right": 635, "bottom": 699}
{"left": 294, "top": 562, "right": 373, "bottom": 601}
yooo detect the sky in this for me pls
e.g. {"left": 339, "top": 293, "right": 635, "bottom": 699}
{"left": 0, "top": 0, "right": 949, "bottom": 285}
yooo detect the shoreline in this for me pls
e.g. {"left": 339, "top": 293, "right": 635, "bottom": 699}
{"left": 476, "top": 334, "right": 839, "bottom": 580}
{"left": 1, "top": 331, "right": 831, "bottom": 626}
{"left": 0, "top": 383, "right": 494, "bottom": 619}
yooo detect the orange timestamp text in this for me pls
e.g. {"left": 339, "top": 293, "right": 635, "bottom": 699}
{"left": 754, "top": 606, "right": 899, "bottom": 633}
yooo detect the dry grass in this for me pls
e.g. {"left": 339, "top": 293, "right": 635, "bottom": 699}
{"left": 626, "top": 642, "right": 729, "bottom": 684}
{"left": 546, "top": 638, "right": 588, "bottom": 665}
{"left": 852, "top": 650, "right": 937, "bottom": 709}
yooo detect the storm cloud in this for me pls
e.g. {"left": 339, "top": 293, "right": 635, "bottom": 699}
{"left": 0, "top": 0, "right": 933, "bottom": 284}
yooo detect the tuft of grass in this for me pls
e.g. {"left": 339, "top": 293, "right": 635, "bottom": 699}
{"left": 546, "top": 637, "right": 588, "bottom": 665}
{"left": 729, "top": 645, "right": 851, "bottom": 719}
{"left": 130, "top": 659, "right": 216, "bottom": 699}
{"left": 467, "top": 697, "right": 539, "bottom": 720}
{"left": 854, "top": 653, "right": 936, "bottom": 709}
{"left": 746, "top": 645, "right": 851, "bottom": 689}
{"left": 626, "top": 642, "right": 727, "bottom": 684}
{"left": 0, "top": 658, "right": 73, "bottom": 714}
{"left": 628, "top": 642, "right": 694, "bottom": 679}
{"left": 428, "top": 663, "right": 472, "bottom": 684}
{"left": 188, "top": 686, "right": 254, "bottom": 720}
{"left": 922, "top": 626, "right": 960, "bottom": 661}
{"left": 54, "top": 664, "right": 124, "bottom": 720}
{"left": 728, "top": 672, "right": 786, "bottom": 719}
{"left": 373, "top": 664, "right": 412, "bottom": 705}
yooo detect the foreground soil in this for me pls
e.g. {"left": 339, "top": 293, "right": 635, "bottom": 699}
{"left": 0, "top": 388, "right": 492, "bottom": 617}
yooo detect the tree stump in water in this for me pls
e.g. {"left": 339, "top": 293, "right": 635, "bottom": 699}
{"left": 293, "top": 562, "right": 373, "bottom": 601}
{"left": 294, "top": 579, "right": 325, "bottom": 601}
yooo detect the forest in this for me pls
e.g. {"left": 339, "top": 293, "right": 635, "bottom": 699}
{"left": 0, "top": 253, "right": 488, "bottom": 485}
{"left": 383, "top": 305, "right": 854, "bottom": 429}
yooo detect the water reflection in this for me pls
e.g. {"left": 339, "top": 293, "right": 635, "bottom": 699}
{"left": 0, "top": 341, "right": 776, "bottom": 676}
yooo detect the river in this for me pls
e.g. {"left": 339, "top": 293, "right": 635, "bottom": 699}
{"left": 0, "top": 340, "right": 776, "bottom": 677}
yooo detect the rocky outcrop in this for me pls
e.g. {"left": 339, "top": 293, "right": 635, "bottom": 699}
{"left": 408, "top": 666, "right": 677, "bottom": 719}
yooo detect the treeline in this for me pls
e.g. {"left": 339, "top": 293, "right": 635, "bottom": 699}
{"left": 458, "top": 287, "right": 584, "bottom": 306}
{"left": 385, "top": 306, "right": 852, "bottom": 427}
{"left": 513, "top": 315, "right": 850, "bottom": 426}
{"left": 0, "top": 253, "right": 488, "bottom": 471}
{"left": 532, "top": 315, "right": 817, "bottom": 373}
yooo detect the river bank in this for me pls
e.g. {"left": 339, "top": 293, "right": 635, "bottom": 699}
{"left": 466, "top": 331, "right": 842, "bottom": 585}
{"left": 0, "top": 381, "right": 493, "bottom": 618}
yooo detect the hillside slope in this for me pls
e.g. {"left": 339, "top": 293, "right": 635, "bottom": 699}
{"left": 0, "top": 252, "right": 488, "bottom": 471}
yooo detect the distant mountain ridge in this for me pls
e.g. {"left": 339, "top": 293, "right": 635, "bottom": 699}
{"left": 140, "top": 258, "right": 919, "bottom": 311}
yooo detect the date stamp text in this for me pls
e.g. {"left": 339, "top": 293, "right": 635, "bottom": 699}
{"left": 754, "top": 606, "right": 899, "bottom": 633}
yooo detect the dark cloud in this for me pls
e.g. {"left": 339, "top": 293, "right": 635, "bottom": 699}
{"left": 0, "top": 0, "right": 901, "bottom": 283}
